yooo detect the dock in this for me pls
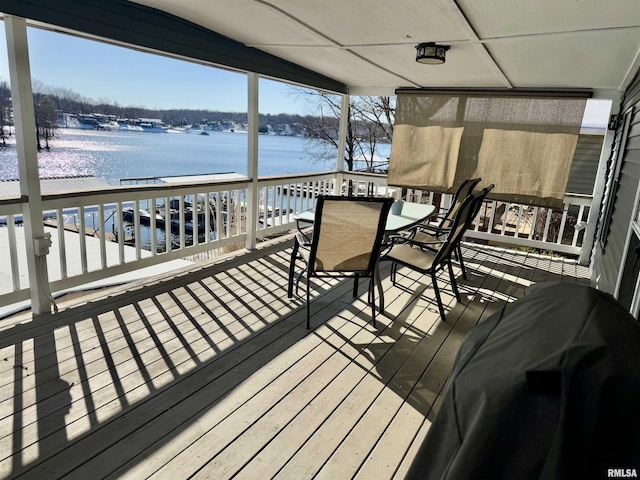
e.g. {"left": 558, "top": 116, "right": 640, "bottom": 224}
{"left": 43, "top": 219, "right": 120, "bottom": 242}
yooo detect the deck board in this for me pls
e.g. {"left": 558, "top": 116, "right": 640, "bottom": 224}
{"left": 0, "top": 238, "right": 591, "bottom": 480}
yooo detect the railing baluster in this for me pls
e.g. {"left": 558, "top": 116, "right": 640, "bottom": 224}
{"left": 284, "top": 182, "right": 291, "bottom": 216}
{"left": 56, "top": 208, "right": 67, "bottom": 279}
{"left": 501, "top": 203, "right": 509, "bottom": 236}
{"left": 278, "top": 184, "right": 284, "bottom": 228}
{"left": 573, "top": 205, "right": 585, "bottom": 246}
{"left": 8, "top": 215, "right": 20, "bottom": 290}
{"left": 515, "top": 205, "right": 524, "bottom": 237}
{"left": 542, "top": 209, "right": 552, "bottom": 243}
{"left": 147, "top": 196, "right": 155, "bottom": 253}
{"left": 270, "top": 185, "right": 276, "bottom": 229}
{"left": 77, "top": 206, "right": 87, "bottom": 273}
{"left": 134, "top": 199, "right": 142, "bottom": 260}
{"left": 164, "top": 196, "right": 170, "bottom": 253}
{"left": 204, "top": 191, "right": 211, "bottom": 243}
{"left": 193, "top": 193, "right": 200, "bottom": 248}
{"left": 98, "top": 203, "right": 106, "bottom": 269}
{"left": 236, "top": 189, "right": 242, "bottom": 235}
{"left": 216, "top": 192, "right": 222, "bottom": 240}
{"left": 117, "top": 200, "right": 125, "bottom": 263}
{"left": 487, "top": 200, "right": 497, "bottom": 233}
{"left": 178, "top": 196, "right": 185, "bottom": 250}
{"left": 529, "top": 207, "right": 538, "bottom": 240}
{"left": 557, "top": 207, "right": 568, "bottom": 245}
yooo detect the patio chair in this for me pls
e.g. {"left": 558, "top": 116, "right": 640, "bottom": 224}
{"left": 433, "top": 178, "right": 481, "bottom": 229}
{"left": 290, "top": 195, "right": 393, "bottom": 329}
{"left": 410, "top": 181, "right": 492, "bottom": 280}
{"left": 380, "top": 189, "right": 487, "bottom": 321}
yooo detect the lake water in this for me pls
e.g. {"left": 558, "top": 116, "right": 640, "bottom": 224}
{"left": 0, "top": 129, "right": 391, "bottom": 184}
{"left": 0, "top": 128, "right": 391, "bottom": 249}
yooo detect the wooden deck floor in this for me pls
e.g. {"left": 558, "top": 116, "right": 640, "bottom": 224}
{"left": 0, "top": 238, "right": 590, "bottom": 480}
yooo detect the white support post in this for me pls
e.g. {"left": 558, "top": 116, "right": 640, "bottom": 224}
{"left": 245, "top": 73, "right": 260, "bottom": 250}
{"left": 5, "top": 16, "right": 52, "bottom": 315}
{"left": 335, "top": 94, "right": 350, "bottom": 194}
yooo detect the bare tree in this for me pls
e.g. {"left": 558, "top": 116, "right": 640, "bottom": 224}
{"left": 33, "top": 93, "right": 57, "bottom": 151}
{"left": 0, "top": 81, "right": 10, "bottom": 147}
{"left": 350, "top": 96, "right": 395, "bottom": 172}
{"left": 290, "top": 87, "right": 395, "bottom": 172}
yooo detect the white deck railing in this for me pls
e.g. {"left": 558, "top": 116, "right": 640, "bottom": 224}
{"left": 403, "top": 186, "right": 592, "bottom": 256}
{"left": 0, "top": 171, "right": 596, "bottom": 313}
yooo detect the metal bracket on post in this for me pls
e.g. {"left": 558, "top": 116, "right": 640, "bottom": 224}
{"left": 34, "top": 233, "right": 52, "bottom": 257}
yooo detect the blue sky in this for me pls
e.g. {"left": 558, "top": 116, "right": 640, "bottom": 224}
{"left": 0, "top": 23, "right": 309, "bottom": 115}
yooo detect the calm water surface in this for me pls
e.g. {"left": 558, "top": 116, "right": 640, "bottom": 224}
{"left": 0, "top": 129, "right": 390, "bottom": 249}
{"left": 0, "top": 129, "right": 389, "bottom": 184}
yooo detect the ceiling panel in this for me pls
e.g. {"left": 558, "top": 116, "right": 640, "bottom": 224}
{"left": 458, "top": 0, "right": 640, "bottom": 38}
{"left": 350, "top": 43, "right": 506, "bottom": 89}
{"left": 260, "top": 45, "right": 407, "bottom": 88}
{"left": 268, "top": 0, "right": 468, "bottom": 46}
{"left": 487, "top": 28, "right": 640, "bottom": 89}
{"left": 126, "top": 0, "right": 640, "bottom": 93}
{"left": 131, "top": 0, "right": 330, "bottom": 46}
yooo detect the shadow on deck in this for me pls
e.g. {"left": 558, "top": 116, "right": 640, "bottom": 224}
{"left": 0, "top": 237, "right": 590, "bottom": 479}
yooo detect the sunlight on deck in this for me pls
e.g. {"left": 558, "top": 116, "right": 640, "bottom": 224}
{"left": 0, "top": 238, "right": 590, "bottom": 479}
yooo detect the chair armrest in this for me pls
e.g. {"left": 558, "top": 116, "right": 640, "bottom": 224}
{"left": 418, "top": 222, "right": 450, "bottom": 232}
{"left": 409, "top": 223, "right": 450, "bottom": 238}
{"left": 381, "top": 235, "right": 443, "bottom": 257}
{"left": 408, "top": 238, "right": 443, "bottom": 249}
{"left": 388, "top": 234, "right": 442, "bottom": 249}
{"left": 295, "top": 232, "right": 312, "bottom": 247}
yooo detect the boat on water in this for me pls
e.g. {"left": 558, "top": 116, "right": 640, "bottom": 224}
{"left": 187, "top": 125, "right": 211, "bottom": 135}
{"left": 118, "top": 117, "right": 168, "bottom": 133}
{"left": 56, "top": 113, "right": 98, "bottom": 130}
{"left": 118, "top": 124, "right": 145, "bottom": 132}
{"left": 97, "top": 117, "right": 121, "bottom": 131}
{"left": 116, "top": 174, "right": 246, "bottom": 238}
{"left": 122, "top": 198, "right": 216, "bottom": 236}
{"left": 122, "top": 208, "right": 166, "bottom": 228}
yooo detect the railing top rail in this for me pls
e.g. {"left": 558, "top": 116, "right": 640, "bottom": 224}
{"left": 564, "top": 192, "right": 594, "bottom": 199}
{"left": 40, "top": 176, "right": 252, "bottom": 203}
{"left": 257, "top": 171, "right": 338, "bottom": 183}
{"left": 342, "top": 171, "right": 389, "bottom": 179}
{"left": 0, "top": 195, "right": 26, "bottom": 208}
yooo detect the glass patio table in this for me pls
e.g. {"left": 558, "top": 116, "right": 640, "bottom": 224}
{"left": 292, "top": 201, "right": 436, "bottom": 236}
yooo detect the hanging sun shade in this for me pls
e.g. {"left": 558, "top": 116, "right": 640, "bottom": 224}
{"left": 388, "top": 89, "right": 590, "bottom": 208}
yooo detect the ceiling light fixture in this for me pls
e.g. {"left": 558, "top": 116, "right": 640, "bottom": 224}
{"left": 415, "top": 42, "right": 450, "bottom": 65}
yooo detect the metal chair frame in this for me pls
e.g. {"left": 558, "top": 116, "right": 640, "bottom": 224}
{"left": 381, "top": 189, "right": 489, "bottom": 321}
{"left": 289, "top": 195, "right": 393, "bottom": 329}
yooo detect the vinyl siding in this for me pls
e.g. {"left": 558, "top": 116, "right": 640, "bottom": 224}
{"left": 566, "top": 134, "right": 604, "bottom": 195}
{"left": 592, "top": 71, "right": 640, "bottom": 297}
